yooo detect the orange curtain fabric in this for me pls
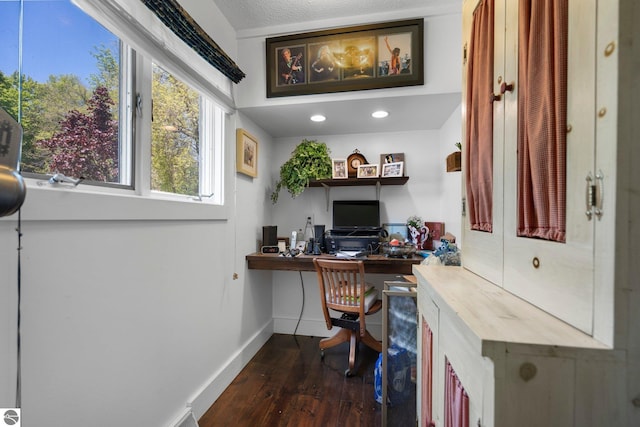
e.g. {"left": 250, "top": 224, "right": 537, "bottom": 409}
{"left": 465, "top": 0, "right": 494, "bottom": 233}
{"left": 444, "top": 359, "right": 469, "bottom": 427}
{"left": 421, "top": 319, "right": 434, "bottom": 427}
{"left": 517, "top": 0, "right": 567, "bottom": 242}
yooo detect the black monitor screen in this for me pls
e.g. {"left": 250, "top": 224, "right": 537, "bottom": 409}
{"left": 332, "top": 200, "right": 380, "bottom": 230}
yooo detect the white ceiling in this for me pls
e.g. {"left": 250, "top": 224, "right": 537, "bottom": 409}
{"left": 211, "top": 0, "right": 462, "bottom": 138}
{"left": 213, "top": 0, "right": 460, "bottom": 33}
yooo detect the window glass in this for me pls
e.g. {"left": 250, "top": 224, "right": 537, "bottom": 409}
{"left": 0, "top": 0, "right": 125, "bottom": 185}
{"left": 1, "top": 0, "right": 225, "bottom": 207}
{"left": 151, "top": 64, "right": 200, "bottom": 197}
{"left": 0, "top": 1, "right": 20, "bottom": 116}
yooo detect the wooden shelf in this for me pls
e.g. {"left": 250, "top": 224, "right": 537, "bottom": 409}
{"left": 308, "top": 176, "right": 409, "bottom": 210}
{"left": 308, "top": 176, "right": 409, "bottom": 187}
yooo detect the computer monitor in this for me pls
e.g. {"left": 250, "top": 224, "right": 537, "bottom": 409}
{"left": 332, "top": 200, "right": 380, "bottom": 231}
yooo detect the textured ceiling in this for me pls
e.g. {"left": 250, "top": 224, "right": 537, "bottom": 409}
{"left": 210, "top": 0, "right": 462, "bottom": 138}
{"left": 212, "top": 0, "right": 459, "bottom": 32}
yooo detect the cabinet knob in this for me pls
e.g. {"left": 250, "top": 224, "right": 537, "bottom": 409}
{"left": 520, "top": 362, "right": 537, "bottom": 381}
{"left": 490, "top": 92, "right": 501, "bottom": 103}
{"left": 500, "top": 82, "right": 514, "bottom": 94}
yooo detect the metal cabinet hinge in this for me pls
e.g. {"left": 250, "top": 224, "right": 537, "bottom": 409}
{"left": 585, "top": 170, "right": 604, "bottom": 220}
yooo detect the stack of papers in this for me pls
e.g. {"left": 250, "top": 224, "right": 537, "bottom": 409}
{"left": 336, "top": 250, "right": 367, "bottom": 258}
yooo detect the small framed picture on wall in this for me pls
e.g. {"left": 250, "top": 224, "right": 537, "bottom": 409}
{"left": 236, "top": 128, "right": 258, "bottom": 177}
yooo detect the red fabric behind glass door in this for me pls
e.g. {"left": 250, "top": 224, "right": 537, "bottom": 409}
{"left": 421, "top": 318, "right": 434, "bottom": 426}
{"left": 465, "top": 0, "right": 495, "bottom": 233}
{"left": 444, "top": 359, "right": 469, "bottom": 427}
{"left": 517, "top": 0, "right": 568, "bottom": 242}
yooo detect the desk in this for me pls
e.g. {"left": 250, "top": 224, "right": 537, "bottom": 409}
{"left": 246, "top": 253, "right": 422, "bottom": 275}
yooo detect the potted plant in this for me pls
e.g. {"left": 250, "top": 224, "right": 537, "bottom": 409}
{"left": 271, "top": 139, "right": 332, "bottom": 203}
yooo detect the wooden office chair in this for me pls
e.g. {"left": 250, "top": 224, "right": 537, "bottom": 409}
{"left": 313, "top": 258, "right": 383, "bottom": 376}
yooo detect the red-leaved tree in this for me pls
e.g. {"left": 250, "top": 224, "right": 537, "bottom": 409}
{"left": 39, "top": 86, "right": 118, "bottom": 182}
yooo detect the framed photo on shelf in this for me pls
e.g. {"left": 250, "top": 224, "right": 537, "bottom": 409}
{"left": 266, "top": 19, "right": 424, "bottom": 98}
{"left": 332, "top": 159, "right": 348, "bottom": 179}
{"left": 357, "top": 164, "right": 379, "bottom": 178}
{"left": 381, "top": 161, "right": 404, "bottom": 177}
{"left": 380, "top": 152, "right": 405, "bottom": 165}
{"left": 236, "top": 128, "right": 258, "bottom": 177}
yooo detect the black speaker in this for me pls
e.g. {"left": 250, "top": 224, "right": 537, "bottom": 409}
{"left": 314, "top": 225, "right": 325, "bottom": 252}
{"left": 262, "top": 226, "right": 278, "bottom": 247}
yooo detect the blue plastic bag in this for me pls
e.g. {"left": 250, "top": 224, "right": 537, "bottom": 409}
{"left": 374, "top": 346, "right": 412, "bottom": 405}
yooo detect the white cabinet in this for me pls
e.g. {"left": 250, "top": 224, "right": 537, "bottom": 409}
{"left": 417, "top": 0, "right": 640, "bottom": 425}
{"left": 462, "top": 0, "right": 615, "bottom": 337}
{"left": 501, "top": 0, "right": 603, "bottom": 336}
{"left": 415, "top": 265, "right": 625, "bottom": 427}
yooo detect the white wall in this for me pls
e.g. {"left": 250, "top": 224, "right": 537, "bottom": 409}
{"left": 0, "top": 114, "right": 276, "bottom": 427}
{"left": 234, "top": 13, "right": 462, "bottom": 110}
{"left": 269, "top": 107, "right": 462, "bottom": 338}
{"left": 0, "top": 3, "right": 464, "bottom": 425}
{"left": 438, "top": 103, "right": 463, "bottom": 245}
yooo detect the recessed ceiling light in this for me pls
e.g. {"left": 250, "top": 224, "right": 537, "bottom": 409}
{"left": 310, "top": 114, "right": 326, "bottom": 122}
{"left": 371, "top": 110, "right": 389, "bottom": 119}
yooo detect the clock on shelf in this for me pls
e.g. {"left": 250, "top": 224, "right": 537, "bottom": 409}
{"left": 347, "top": 149, "right": 368, "bottom": 177}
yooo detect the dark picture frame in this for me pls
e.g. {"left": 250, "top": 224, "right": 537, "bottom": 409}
{"left": 266, "top": 19, "right": 424, "bottom": 98}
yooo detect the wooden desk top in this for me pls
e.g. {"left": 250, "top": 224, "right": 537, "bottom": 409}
{"left": 246, "top": 252, "right": 422, "bottom": 275}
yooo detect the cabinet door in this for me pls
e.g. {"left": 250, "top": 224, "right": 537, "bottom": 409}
{"left": 503, "top": 0, "right": 597, "bottom": 334}
{"left": 461, "top": 0, "right": 504, "bottom": 286}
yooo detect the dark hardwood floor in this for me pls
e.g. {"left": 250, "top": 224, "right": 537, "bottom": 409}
{"left": 199, "top": 333, "right": 385, "bottom": 427}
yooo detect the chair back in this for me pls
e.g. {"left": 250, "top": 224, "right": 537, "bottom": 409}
{"left": 313, "top": 258, "right": 369, "bottom": 332}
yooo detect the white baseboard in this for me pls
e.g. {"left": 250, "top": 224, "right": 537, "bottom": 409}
{"left": 185, "top": 320, "right": 274, "bottom": 421}
{"left": 273, "top": 316, "right": 382, "bottom": 340}
{"left": 171, "top": 408, "right": 199, "bottom": 427}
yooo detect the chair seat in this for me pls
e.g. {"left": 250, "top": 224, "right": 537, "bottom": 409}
{"left": 327, "top": 285, "right": 379, "bottom": 312}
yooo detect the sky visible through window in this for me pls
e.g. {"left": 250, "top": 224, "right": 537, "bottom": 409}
{"left": 0, "top": 0, "right": 117, "bottom": 85}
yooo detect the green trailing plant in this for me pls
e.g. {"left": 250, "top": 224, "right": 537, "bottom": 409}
{"left": 271, "top": 139, "right": 332, "bottom": 203}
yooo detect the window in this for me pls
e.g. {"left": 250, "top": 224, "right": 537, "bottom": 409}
{"left": 151, "top": 64, "right": 200, "bottom": 197}
{"left": 0, "top": 0, "right": 225, "bottom": 206}
{"left": 0, "top": 0, "right": 125, "bottom": 184}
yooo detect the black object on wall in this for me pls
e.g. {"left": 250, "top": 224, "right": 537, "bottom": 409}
{"left": 0, "top": 108, "right": 26, "bottom": 218}
{"left": 262, "top": 226, "right": 278, "bottom": 247}
{"left": 139, "top": 0, "right": 246, "bottom": 83}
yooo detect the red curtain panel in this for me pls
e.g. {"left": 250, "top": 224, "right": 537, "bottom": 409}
{"left": 444, "top": 359, "right": 469, "bottom": 427}
{"left": 517, "top": 0, "right": 568, "bottom": 242}
{"left": 421, "top": 318, "right": 434, "bottom": 427}
{"left": 465, "top": 0, "right": 495, "bottom": 233}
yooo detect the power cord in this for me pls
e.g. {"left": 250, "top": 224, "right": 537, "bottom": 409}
{"left": 15, "top": 209, "right": 23, "bottom": 408}
{"left": 293, "top": 271, "right": 305, "bottom": 336}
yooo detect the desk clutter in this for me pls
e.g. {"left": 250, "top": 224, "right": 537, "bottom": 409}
{"left": 258, "top": 218, "right": 455, "bottom": 258}
{"left": 260, "top": 202, "right": 457, "bottom": 262}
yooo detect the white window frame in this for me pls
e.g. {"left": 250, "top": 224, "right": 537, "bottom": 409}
{"left": 12, "top": 0, "right": 234, "bottom": 221}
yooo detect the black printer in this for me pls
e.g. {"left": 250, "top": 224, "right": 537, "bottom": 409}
{"left": 325, "top": 200, "right": 383, "bottom": 254}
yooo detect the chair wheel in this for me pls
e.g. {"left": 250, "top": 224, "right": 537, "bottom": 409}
{"left": 344, "top": 368, "right": 353, "bottom": 377}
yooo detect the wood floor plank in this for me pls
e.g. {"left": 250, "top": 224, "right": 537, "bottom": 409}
{"left": 199, "top": 334, "right": 387, "bottom": 427}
